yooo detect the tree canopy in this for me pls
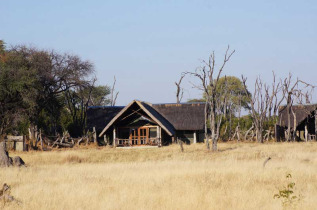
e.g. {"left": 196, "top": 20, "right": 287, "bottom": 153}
{"left": 0, "top": 40, "right": 111, "bottom": 136}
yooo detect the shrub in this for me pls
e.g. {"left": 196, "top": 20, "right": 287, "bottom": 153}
{"left": 274, "top": 174, "right": 302, "bottom": 208}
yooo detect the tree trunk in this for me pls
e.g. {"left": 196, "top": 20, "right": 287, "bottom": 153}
{"left": 245, "top": 124, "right": 254, "bottom": 140}
{"left": 286, "top": 96, "right": 292, "bottom": 141}
{"left": 0, "top": 142, "right": 11, "bottom": 167}
{"left": 204, "top": 102, "right": 210, "bottom": 150}
{"left": 210, "top": 106, "right": 217, "bottom": 151}
{"left": 229, "top": 107, "right": 232, "bottom": 140}
{"left": 256, "top": 127, "right": 263, "bottom": 143}
{"left": 292, "top": 110, "right": 297, "bottom": 141}
{"left": 212, "top": 136, "right": 217, "bottom": 151}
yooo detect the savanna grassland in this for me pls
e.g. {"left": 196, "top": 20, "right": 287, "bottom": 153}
{"left": 1, "top": 142, "right": 317, "bottom": 210}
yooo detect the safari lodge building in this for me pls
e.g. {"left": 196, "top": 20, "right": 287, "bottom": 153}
{"left": 87, "top": 100, "right": 205, "bottom": 147}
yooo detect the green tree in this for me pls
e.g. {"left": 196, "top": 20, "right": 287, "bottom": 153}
{"left": 0, "top": 42, "right": 110, "bottom": 137}
{"left": 0, "top": 46, "right": 37, "bottom": 134}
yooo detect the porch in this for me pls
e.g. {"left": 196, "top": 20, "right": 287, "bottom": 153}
{"left": 113, "top": 125, "right": 162, "bottom": 147}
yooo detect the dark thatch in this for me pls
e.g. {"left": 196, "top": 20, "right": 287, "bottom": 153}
{"left": 98, "top": 100, "right": 175, "bottom": 137}
{"left": 152, "top": 103, "right": 205, "bottom": 130}
{"left": 90, "top": 101, "right": 206, "bottom": 138}
{"left": 139, "top": 102, "right": 175, "bottom": 134}
{"left": 278, "top": 104, "right": 317, "bottom": 129}
{"left": 87, "top": 106, "right": 124, "bottom": 134}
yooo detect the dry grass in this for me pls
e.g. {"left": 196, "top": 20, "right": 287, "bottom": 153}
{"left": 1, "top": 142, "right": 317, "bottom": 210}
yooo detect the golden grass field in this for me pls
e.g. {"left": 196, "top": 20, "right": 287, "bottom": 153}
{"left": 1, "top": 142, "right": 317, "bottom": 210}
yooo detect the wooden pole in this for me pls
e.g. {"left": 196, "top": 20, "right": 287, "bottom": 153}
{"left": 179, "top": 139, "right": 184, "bottom": 152}
{"left": 156, "top": 126, "right": 159, "bottom": 145}
{"left": 315, "top": 111, "right": 317, "bottom": 140}
{"left": 159, "top": 127, "right": 162, "bottom": 147}
{"left": 104, "top": 134, "right": 107, "bottom": 146}
{"left": 93, "top": 127, "right": 97, "bottom": 144}
{"left": 113, "top": 127, "right": 116, "bottom": 148}
{"left": 305, "top": 125, "right": 308, "bottom": 142}
{"left": 23, "top": 135, "right": 26, "bottom": 151}
{"left": 193, "top": 131, "right": 197, "bottom": 144}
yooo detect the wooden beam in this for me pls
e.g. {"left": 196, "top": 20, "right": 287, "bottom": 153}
{"left": 120, "top": 108, "right": 142, "bottom": 121}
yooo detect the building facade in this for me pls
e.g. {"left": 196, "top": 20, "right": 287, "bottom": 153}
{"left": 87, "top": 100, "right": 206, "bottom": 146}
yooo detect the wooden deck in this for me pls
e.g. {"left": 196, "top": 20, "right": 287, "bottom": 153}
{"left": 115, "top": 138, "right": 160, "bottom": 147}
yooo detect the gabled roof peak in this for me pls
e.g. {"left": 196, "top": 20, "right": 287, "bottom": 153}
{"left": 98, "top": 100, "right": 174, "bottom": 137}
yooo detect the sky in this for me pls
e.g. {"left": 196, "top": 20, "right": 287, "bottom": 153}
{"left": 1, "top": 0, "right": 316, "bottom": 105}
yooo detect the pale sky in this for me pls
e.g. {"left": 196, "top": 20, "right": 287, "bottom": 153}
{"left": 1, "top": 0, "right": 316, "bottom": 105}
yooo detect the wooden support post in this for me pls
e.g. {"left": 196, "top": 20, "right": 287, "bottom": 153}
{"left": 315, "top": 111, "right": 317, "bottom": 140}
{"left": 305, "top": 125, "right": 308, "bottom": 142}
{"left": 93, "top": 127, "right": 97, "bottom": 144}
{"left": 159, "top": 127, "right": 162, "bottom": 147}
{"left": 193, "top": 131, "right": 197, "bottom": 144}
{"left": 113, "top": 127, "right": 116, "bottom": 148}
{"left": 156, "top": 126, "right": 159, "bottom": 145}
{"left": 179, "top": 139, "right": 184, "bottom": 152}
{"left": 23, "top": 135, "right": 26, "bottom": 151}
{"left": 104, "top": 134, "right": 107, "bottom": 146}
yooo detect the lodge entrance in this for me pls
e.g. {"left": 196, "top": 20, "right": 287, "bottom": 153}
{"left": 130, "top": 127, "right": 148, "bottom": 145}
{"left": 116, "top": 126, "right": 159, "bottom": 146}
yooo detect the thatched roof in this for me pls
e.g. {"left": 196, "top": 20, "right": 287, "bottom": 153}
{"left": 87, "top": 106, "right": 124, "bottom": 134}
{"left": 152, "top": 103, "right": 205, "bottom": 130}
{"left": 278, "top": 104, "right": 317, "bottom": 128}
{"left": 98, "top": 100, "right": 175, "bottom": 137}
{"left": 89, "top": 100, "right": 206, "bottom": 138}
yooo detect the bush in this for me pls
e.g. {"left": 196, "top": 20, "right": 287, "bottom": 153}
{"left": 274, "top": 174, "right": 302, "bottom": 208}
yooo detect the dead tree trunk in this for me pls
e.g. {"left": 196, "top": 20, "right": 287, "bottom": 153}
{"left": 186, "top": 46, "right": 235, "bottom": 151}
{"left": 245, "top": 124, "right": 254, "bottom": 141}
{"left": 0, "top": 142, "right": 25, "bottom": 167}
{"left": 204, "top": 100, "right": 210, "bottom": 150}
{"left": 0, "top": 142, "right": 11, "bottom": 167}
{"left": 232, "top": 125, "right": 240, "bottom": 141}
{"left": 291, "top": 107, "right": 297, "bottom": 141}
{"left": 110, "top": 76, "right": 119, "bottom": 106}
{"left": 242, "top": 76, "right": 269, "bottom": 143}
{"left": 175, "top": 74, "right": 185, "bottom": 104}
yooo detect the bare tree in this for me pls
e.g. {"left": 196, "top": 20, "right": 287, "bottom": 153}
{"left": 242, "top": 76, "right": 270, "bottom": 143}
{"left": 175, "top": 74, "right": 185, "bottom": 104}
{"left": 267, "top": 71, "right": 284, "bottom": 119}
{"left": 281, "top": 73, "right": 315, "bottom": 141}
{"left": 186, "top": 46, "right": 235, "bottom": 151}
{"left": 110, "top": 76, "right": 119, "bottom": 106}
